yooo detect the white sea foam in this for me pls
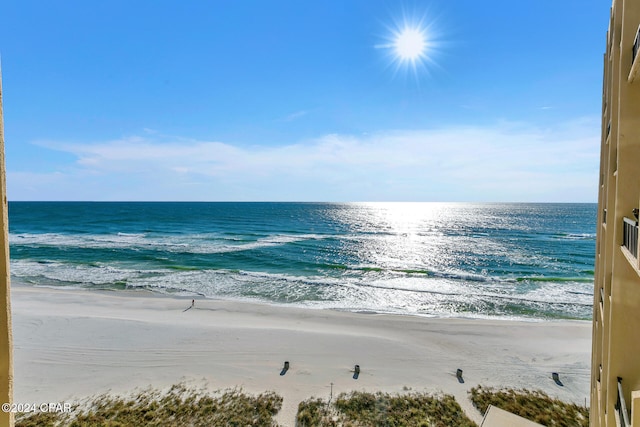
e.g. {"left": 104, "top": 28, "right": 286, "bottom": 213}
{"left": 558, "top": 233, "right": 597, "bottom": 240}
{"left": 10, "top": 257, "right": 594, "bottom": 320}
{"left": 9, "top": 232, "right": 327, "bottom": 255}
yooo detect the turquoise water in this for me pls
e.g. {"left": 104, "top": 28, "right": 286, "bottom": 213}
{"left": 8, "top": 202, "right": 596, "bottom": 320}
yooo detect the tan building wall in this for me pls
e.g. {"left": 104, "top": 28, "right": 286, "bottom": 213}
{"left": 591, "top": 1, "right": 640, "bottom": 426}
{"left": 0, "top": 66, "right": 14, "bottom": 426}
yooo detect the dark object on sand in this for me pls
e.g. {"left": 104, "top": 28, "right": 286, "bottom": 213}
{"left": 353, "top": 364, "right": 360, "bottom": 380}
{"left": 280, "top": 361, "right": 289, "bottom": 376}
{"left": 552, "top": 372, "right": 563, "bottom": 386}
{"left": 456, "top": 368, "right": 464, "bottom": 384}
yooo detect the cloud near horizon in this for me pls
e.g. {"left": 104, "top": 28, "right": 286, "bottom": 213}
{"left": 10, "top": 118, "right": 600, "bottom": 202}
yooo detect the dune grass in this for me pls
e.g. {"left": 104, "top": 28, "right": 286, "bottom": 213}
{"left": 14, "top": 383, "right": 590, "bottom": 426}
{"left": 297, "top": 390, "right": 478, "bottom": 427}
{"left": 469, "top": 385, "right": 589, "bottom": 427}
{"left": 15, "top": 384, "right": 283, "bottom": 427}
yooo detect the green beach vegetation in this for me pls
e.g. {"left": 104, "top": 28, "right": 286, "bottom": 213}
{"left": 14, "top": 383, "right": 591, "bottom": 426}
{"left": 469, "top": 386, "right": 589, "bottom": 427}
{"left": 15, "top": 384, "right": 282, "bottom": 427}
{"left": 297, "top": 391, "right": 477, "bottom": 427}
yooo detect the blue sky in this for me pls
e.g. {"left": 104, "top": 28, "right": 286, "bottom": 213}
{"left": 1, "top": 0, "right": 608, "bottom": 202}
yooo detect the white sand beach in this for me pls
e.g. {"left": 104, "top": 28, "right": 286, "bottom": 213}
{"left": 12, "top": 285, "right": 592, "bottom": 426}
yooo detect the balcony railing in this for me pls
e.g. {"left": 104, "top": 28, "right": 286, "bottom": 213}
{"left": 617, "top": 377, "right": 631, "bottom": 427}
{"left": 623, "top": 217, "right": 639, "bottom": 259}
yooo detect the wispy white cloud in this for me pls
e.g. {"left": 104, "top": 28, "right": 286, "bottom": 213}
{"left": 277, "top": 110, "right": 309, "bottom": 122}
{"left": 13, "top": 118, "right": 600, "bottom": 202}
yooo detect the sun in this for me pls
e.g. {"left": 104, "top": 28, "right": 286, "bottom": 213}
{"left": 375, "top": 10, "right": 442, "bottom": 80}
{"left": 394, "top": 27, "right": 427, "bottom": 61}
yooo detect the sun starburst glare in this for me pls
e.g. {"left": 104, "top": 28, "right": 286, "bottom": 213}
{"left": 375, "top": 9, "right": 443, "bottom": 80}
{"left": 395, "top": 27, "right": 427, "bottom": 61}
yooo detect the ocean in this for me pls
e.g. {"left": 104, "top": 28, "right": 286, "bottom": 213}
{"left": 8, "top": 202, "right": 596, "bottom": 320}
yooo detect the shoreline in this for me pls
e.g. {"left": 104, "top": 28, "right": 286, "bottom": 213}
{"left": 13, "top": 279, "right": 593, "bottom": 323}
{"left": 11, "top": 285, "right": 592, "bottom": 426}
